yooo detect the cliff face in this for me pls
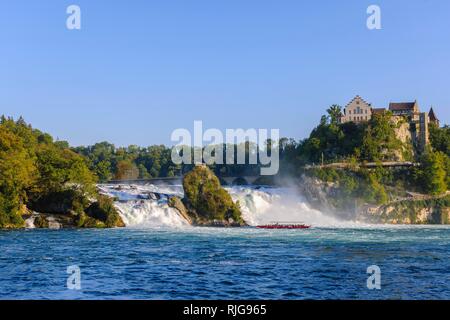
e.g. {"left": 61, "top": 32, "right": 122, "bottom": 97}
{"left": 299, "top": 175, "right": 450, "bottom": 224}
{"left": 298, "top": 174, "right": 357, "bottom": 220}
{"left": 393, "top": 117, "right": 415, "bottom": 161}
{"left": 358, "top": 196, "right": 450, "bottom": 224}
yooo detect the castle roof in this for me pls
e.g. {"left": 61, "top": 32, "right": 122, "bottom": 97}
{"left": 389, "top": 101, "right": 417, "bottom": 111}
{"left": 429, "top": 107, "right": 439, "bottom": 121}
{"left": 345, "top": 95, "right": 371, "bottom": 108}
{"left": 371, "top": 108, "right": 386, "bottom": 114}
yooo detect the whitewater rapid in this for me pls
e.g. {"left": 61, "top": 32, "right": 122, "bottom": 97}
{"left": 99, "top": 183, "right": 359, "bottom": 229}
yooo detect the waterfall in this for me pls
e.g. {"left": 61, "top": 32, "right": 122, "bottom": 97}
{"left": 100, "top": 184, "right": 187, "bottom": 228}
{"left": 100, "top": 183, "right": 355, "bottom": 228}
{"left": 114, "top": 200, "right": 189, "bottom": 228}
{"left": 228, "top": 186, "right": 347, "bottom": 227}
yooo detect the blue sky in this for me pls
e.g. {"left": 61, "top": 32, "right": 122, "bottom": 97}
{"left": 1, "top": 0, "right": 449, "bottom": 146}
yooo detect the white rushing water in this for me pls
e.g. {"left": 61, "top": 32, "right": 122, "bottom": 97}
{"left": 228, "top": 186, "right": 349, "bottom": 227}
{"left": 99, "top": 183, "right": 359, "bottom": 228}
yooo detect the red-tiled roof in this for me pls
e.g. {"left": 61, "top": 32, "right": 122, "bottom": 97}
{"left": 371, "top": 108, "right": 386, "bottom": 114}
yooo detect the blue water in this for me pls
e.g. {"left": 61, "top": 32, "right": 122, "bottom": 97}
{"left": 1, "top": 226, "right": 449, "bottom": 300}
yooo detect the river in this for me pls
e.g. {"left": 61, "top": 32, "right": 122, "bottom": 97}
{"left": 0, "top": 184, "right": 449, "bottom": 299}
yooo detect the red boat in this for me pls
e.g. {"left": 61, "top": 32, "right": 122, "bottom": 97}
{"left": 256, "top": 222, "right": 311, "bottom": 229}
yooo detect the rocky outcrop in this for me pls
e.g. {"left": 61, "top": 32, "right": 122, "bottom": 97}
{"left": 299, "top": 174, "right": 450, "bottom": 224}
{"left": 84, "top": 195, "right": 125, "bottom": 228}
{"left": 358, "top": 196, "right": 450, "bottom": 224}
{"left": 25, "top": 212, "right": 75, "bottom": 229}
{"left": 24, "top": 190, "right": 125, "bottom": 229}
{"left": 168, "top": 196, "right": 192, "bottom": 224}
{"left": 179, "top": 165, "right": 246, "bottom": 227}
{"left": 393, "top": 117, "right": 415, "bottom": 161}
{"left": 298, "top": 174, "right": 355, "bottom": 220}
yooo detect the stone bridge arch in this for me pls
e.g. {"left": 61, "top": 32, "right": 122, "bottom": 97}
{"left": 220, "top": 176, "right": 261, "bottom": 186}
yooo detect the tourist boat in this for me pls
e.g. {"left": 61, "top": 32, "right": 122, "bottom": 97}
{"left": 256, "top": 222, "right": 311, "bottom": 229}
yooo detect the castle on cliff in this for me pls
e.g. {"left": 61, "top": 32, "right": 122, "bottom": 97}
{"left": 339, "top": 95, "right": 440, "bottom": 153}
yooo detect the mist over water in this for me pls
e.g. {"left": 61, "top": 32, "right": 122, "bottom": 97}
{"left": 229, "top": 186, "right": 355, "bottom": 227}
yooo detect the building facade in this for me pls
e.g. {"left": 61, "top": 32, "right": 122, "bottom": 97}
{"left": 340, "top": 95, "right": 372, "bottom": 124}
{"left": 339, "top": 96, "right": 440, "bottom": 153}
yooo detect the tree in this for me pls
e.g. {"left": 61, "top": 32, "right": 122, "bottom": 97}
{"left": 361, "top": 112, "right": 402, "bottom": 161}
{"left": 32, "top": 144, "right": 96, "bottom": 196}
{"left": 429, "top": 124, "right": 450, "bottom": 156}
{"left": 95, "top": 160, "right": 113, "bottom": 182}
{"left": 0, "top": 126, "right": 37, "bottom": 227}
{"left": 327, "top": 104, "right": 343, "bottom": 125}
{"left": 115, "top": 160, "right": 139, "bottom": 180}
{"left": 417, "top": 149, "right": 447, "bottom": 195}
{"left": 138, "top": 164, "right": 150, "bottom": 179}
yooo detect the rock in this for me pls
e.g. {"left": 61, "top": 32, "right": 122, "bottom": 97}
{"left": 168, "top": 196, "right": 192, "bottom": 224}
{"left": 76, "top": 212, "right": 106, "bottom": 228}
{"left": 47, "top": 216, "right": 61, "bottom": 229}
{"left": 361, "top": 195, "right": 450, "bottom": 224}
{"left": 24, "top": 215, "right": 36, "bottom": 229}
{"left": 25, "top": 190, "right": 125, "bottom": 229}
{"left": 33, "top": 215, "right": 49, "bottom": 228}
{"left": 85, "top": 195, "right": 125, "bottom": 228}
{"left": 182, "top": 165, "right": 246, "bottom": 226}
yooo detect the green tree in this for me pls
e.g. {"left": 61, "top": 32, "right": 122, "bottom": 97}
{"left": 327, "top": 104, "right": 343, "bottom": 125}
{"left": 95, "top": 160, "right": 113, "bottom": 182}
{"left": 0, "top": 126, "right": 37, "bottom": 228}
{"left": 361, "top": 112, "right": 402, "bottom": 161}
{"left": 429, "top": 124, "right": 450, "bottom": 156}
{"left": 417, "top": 149, "right": 447, "bottom": 195}
{"left": 115, "top": 160, "right": 139, "bottom": 180}
{"left": 138, "top": 164, "right": 151, "bottom": 179}
{"left": 32, "top": 145, "right": 96, "bottom": 196}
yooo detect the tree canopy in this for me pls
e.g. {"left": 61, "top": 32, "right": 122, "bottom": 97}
{"left": 0, "top": 116, "right": 96, "bottom": 228}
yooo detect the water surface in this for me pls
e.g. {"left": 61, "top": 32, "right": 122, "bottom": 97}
{"left": 1, "top": 226, "right": 449, "bottom": 300}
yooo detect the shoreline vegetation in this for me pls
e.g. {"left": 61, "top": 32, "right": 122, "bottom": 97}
{"left": 1, "top": 105, "right": 449, "bottom": 229}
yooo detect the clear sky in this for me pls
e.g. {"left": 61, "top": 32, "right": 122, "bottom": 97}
{"left": 1, "top": 0, "right": 449, "bottom": 147}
